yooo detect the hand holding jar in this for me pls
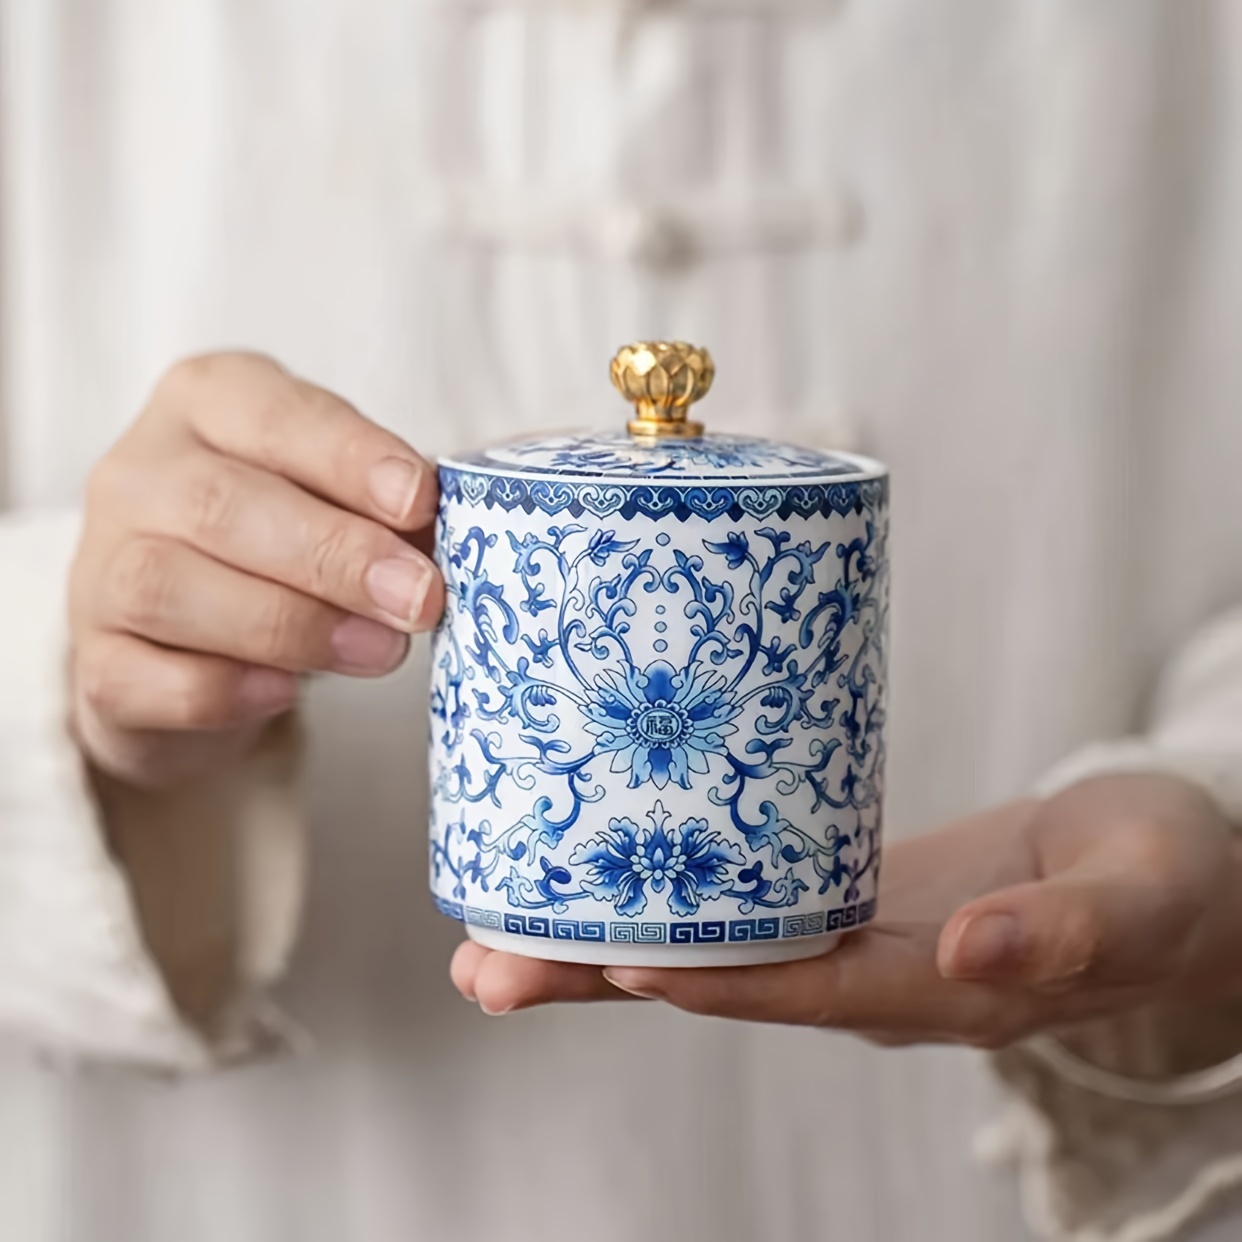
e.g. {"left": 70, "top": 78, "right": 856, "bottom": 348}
{"left": 68, "top": 352, "right": 443, "bottom": 787}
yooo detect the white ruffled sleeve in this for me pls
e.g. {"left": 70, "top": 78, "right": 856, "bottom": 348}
{"left": 984, "top": 608, "right": 1242, "bottom": 1242}
{"left": 0, "top": 509, "right": 306, "bottom": 1072}
{"left": 1033, "top": 608, "right": 1242, "bottom": 821}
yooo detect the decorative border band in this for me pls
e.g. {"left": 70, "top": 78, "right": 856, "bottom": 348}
{"left": 439, "top": 468, "right": 888, "bottom": 525}
{"left": 435, "top": 896, "right": 878, "bottom": 944}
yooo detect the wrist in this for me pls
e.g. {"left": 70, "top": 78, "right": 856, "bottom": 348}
{"left": 1203, "top": 834, "right": 1242, "bottom": 988}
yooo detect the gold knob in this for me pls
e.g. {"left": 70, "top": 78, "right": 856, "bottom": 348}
{"left": 610, "top": 341, "right": 714, "bottom": 440}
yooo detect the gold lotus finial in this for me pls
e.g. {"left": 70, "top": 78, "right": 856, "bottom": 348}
{"left": 611, "top": 341, "right": 714, "bottom": 440}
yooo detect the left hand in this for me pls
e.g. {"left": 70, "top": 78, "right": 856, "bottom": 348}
{"left": 450, "top": 773, "right": 1242, "bottom": 1047}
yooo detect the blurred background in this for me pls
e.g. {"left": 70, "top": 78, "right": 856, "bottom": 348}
{"left": 2, "top": 1, "right": 1242, "bottom": 1240}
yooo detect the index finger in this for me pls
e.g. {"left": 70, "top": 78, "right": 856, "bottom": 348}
{"left": 156, "top": 352, "right": 438, "bottom": 532}
{"left": 601, "top": 930, "right": 1012, "bottom": 1041}
{"left": 450, "top": 942, "right": 640, "bottom": 1015}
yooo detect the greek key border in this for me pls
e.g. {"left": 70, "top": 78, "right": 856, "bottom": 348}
{"left": 437, "top": 897, "right": 878, "bottom": 945}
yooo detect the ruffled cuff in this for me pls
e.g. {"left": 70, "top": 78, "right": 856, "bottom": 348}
{"left": 0, "top": 509, "right": 306, "bottom": 1073}
{"left": 984, "top": 1005, "right": 1242, "bottom": 1242}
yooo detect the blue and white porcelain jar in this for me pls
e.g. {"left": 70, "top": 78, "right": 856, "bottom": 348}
{"left": 429, "top": 343, "right": 889, "bottom": 966}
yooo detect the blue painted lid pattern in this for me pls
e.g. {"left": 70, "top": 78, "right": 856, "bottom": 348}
{"left": 441, "top": 430, "right": 880, "bottom": 483}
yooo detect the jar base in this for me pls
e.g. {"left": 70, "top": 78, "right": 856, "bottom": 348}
{"left": 464, "top": 925, "right": 842, "bottom": 969}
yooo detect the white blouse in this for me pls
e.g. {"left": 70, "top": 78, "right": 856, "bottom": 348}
{"left": 3, "top": 2, "right": 1242, "bottom": 1241}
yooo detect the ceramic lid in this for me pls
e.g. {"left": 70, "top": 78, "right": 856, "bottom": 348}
{"left": 439, "top": 341, "right": 885, "bottom": 485}
{"left": 440, "top": 430, "right": 881, "bottom": 484}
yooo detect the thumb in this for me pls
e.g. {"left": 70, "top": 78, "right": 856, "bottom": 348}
{"left": 936, "top": 862, "right": 1209, "bottom": 990}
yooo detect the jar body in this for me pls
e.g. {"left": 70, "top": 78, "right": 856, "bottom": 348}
{"left": 429, "top": 455, "right": 889, "bottom": 967}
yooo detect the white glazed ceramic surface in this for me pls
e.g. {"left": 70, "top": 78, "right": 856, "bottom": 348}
{"left": 429, "top": 432, "right": 889, "bottom": 966}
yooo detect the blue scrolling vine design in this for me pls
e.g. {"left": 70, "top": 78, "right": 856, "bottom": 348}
{"left": 430, "top": 504, "right": 887, "bottom": 922}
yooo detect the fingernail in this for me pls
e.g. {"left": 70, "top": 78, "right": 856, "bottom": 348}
{"left": 368, "top": 457, "right": 427, "bottom": 525}
{"left": 478, "top": 1000, "right": 513, "bottom": 1017}
{"left": 364, "top": 557, "right": 432, "bottom": 628}
{"left": 329, "top": 615, "right": 409, "bottom": 675}
{"left": 943, "top": 913, "right": 1020, "bottom": 980}
{"left": 602, "top": 969, "right": 662, "bottom": 1000}
{"left": 239, "top": 667, "right": 299, "bottom": 717}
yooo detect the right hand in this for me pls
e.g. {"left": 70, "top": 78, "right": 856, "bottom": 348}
{"left": 70, "top": 352, "right": 444, "bottom": 788}
{"left": 453, "top": 775, "right": 1242, "bottom": 1043}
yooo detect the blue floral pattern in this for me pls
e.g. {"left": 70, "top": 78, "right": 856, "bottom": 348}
{"left": 583, "top": 661, "right": 740, "bottom": 789}
{"left": 569, "top": 801, "right": 746, "bottom": 917}
{"left": 429, "top": 439, "right": 889, "bottom": 948}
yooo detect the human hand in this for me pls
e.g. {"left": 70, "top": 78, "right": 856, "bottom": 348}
{"left": 451, "top": 774, "right": 1242, "bottom": 1047}
{"left": 70, "top": 352, "right": 442, "bottom": 787}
